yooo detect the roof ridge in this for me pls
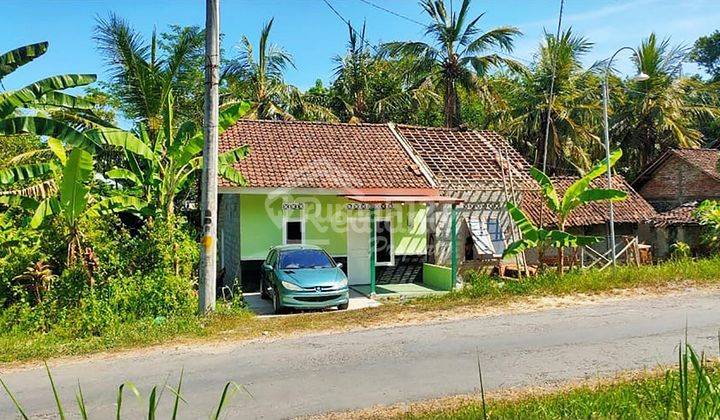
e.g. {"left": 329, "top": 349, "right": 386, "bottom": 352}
{"left": 670, "top": 148, "right": 720, "bottom": 182}
{"left": 233, "top": 119, "right": 389, "bottom": 128}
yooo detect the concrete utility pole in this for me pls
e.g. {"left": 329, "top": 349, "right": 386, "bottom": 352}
{"left": 199, "top": 0, "right": 220, "bottom": 313}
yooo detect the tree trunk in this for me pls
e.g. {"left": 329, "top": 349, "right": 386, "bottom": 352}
{"left": 444, "top": 77, "right": 460, "bottom": 128}
{"left": 557, "top": 221, "right": 565, "bottom": 276}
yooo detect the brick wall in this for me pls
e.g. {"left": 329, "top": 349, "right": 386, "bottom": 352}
{"left": 638, "top": 156, "right": 720, "bottom": 211}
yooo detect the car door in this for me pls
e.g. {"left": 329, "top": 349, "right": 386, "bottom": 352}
{"left": 263, "top": 250, "right": 277, "bottom": 291}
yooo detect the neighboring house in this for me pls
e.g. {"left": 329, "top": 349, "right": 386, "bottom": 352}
{"left": 217, "top": 120, "right": 460, "bottom": 294}
{"left": 520, "top": 175, "right": 656, "bottom": 262}
{"left": 394, "top": 125, "right": 535, "bottom": 266}
{"left": 633, "top": 148, "right": 720, "bottom": 257}
{"left": 522, "top": 175, "right": 656, "bottom": 236}
{"left": 217, "top": 120, "right": 531, "bottom": 293}
{"left": 648, "top": 202, "right": 703, "bottom": 257}
{"left": 633, "top": 149, "right": 720, "bottom": 211}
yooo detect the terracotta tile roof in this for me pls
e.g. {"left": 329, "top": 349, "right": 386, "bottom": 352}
{"left": 633, "top": 148, "right": 720, "bottom": 188}
{"left": 218, "top": 120, "right": 431, "bottom": 189}
{"left": 395, "top": 124, "right": 534, "bottom": 190}
{"left": 672, "top": 149, "right": 720, "bottom": 181}
{"left": 521, "top": 175, "right": 657, "bottom": 228}
{"left": 652, "top": 202, "right": 700, "bottom": 227}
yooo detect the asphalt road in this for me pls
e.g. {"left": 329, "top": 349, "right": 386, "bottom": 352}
{"left": 2, "top": 290, "right": 720, "bottom": 419}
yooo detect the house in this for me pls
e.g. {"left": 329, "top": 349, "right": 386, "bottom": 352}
{"left": 633, "top": 148, "right": 720, "bottom": 257}
{"left": 520, "top": 175, "right": 656, "bottom": 263}
{"left": 394, "top": 125, "right": 535, "bottom": 267}
{"left": 217, "top": 120, "right": 461, "bottom": 295}
{"left": 216, "top": 120, "right": 531, "bottom": 294}
{"left": 633, "top": 148, "right": 720, "bottom": 211}
{"left": 648, "top": 202, "right": 703, "bottom": 257}
{"left": 521, "top": 175, "right": 656, "bottom": 236}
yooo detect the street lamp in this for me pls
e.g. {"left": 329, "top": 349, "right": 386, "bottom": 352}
{"left": 602, "top": 47, "right": 649, "bottom": 266}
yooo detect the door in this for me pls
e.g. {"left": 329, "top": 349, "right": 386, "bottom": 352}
{"left": 347, "top": 216, "right": 370, "bottom": 285}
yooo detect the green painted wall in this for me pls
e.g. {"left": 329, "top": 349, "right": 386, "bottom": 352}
{"left": 238, "top": 193, "right": 426, "bottom": 260}
{"left": 422, "top": 263, "right": 452, "bottom": 291}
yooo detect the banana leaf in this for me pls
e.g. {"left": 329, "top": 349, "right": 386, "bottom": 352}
{"left": 85, "top": 128, "right": 156, "bottom": 161}
{"left": 561, "top": 149, "right": 623, "bottom": 213}
{"left": 0, "top": 42, "right": 48, "bottom": 79}
{"left": 0, "top": 74, "right": 96, "bottom": 117}
{"left": 59, "top": 149, "right": 93, "bottom": 226}
{"left": 0, "top": 163, "right": 53, "bottom": 185}
{"left": 530, "top": 167, "right": 560, "bottom": 212}
{"left": 0, "top": 116, "right": 95, "bottom": 152}
{"left": 30, "top": 197, "right": 60, "bottom": 228}
{"left": 35, "top": 92, "right": 95, "bottom": 110}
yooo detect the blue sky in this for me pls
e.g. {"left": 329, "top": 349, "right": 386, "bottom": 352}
{"left": 2, "top": 0, "right": 720, "bottom": 93}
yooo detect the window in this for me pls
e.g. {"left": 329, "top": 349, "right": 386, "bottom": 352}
{"left": 376, "top": 220, "right": 393, "bottom": 265}
{"left": 487, "top": 219, "right": 504, "bottom": 241}
{"left": 279, "top": 249, "right": 334, "bottom": 269}
{"left": 284, "top": 219, "right": 304, "bottom": 245}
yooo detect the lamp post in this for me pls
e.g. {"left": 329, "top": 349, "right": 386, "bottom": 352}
{"left": 602, "top": 47, "right": 649, "bottom": 266}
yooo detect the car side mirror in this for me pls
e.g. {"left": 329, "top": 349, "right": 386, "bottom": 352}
{"left": 336, "top": 262, "right": 343, "bottom": 269}
{"left": 263, "top": 264, "right": 273, "bottom": 271}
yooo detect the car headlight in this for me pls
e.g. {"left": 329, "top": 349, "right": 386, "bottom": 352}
{"left": 281, "top": 280, "right": 304, "bottom": 291}
{"left": 338, "top": 278, "right": 348, "bottom": 287}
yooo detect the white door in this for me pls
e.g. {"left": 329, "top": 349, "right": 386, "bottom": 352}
{"left": 347, "top": 216, "right": 370, "bottom": 285}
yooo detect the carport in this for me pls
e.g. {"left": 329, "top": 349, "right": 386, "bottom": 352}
{"left": 344, "top": 189, "right": 463, "bottom": 297}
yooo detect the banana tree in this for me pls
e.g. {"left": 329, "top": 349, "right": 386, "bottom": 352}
{"left": 1, "top": 147, "right": 144, "bottom": 270}
{"left": 0, "top": 42, "right": 97, "bottom": 142}
{"left": 505, "top": 149, "right": 628, "bottom": 274}
{"left": 106, "top": 93, "right": 250, "bottom": 217}
{"left": 503, "top": 202, "right": 601, "bottom": 266}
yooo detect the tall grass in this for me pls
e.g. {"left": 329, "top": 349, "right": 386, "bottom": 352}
{"left": 447, "top": 257, "right": 720, "bottom": 303}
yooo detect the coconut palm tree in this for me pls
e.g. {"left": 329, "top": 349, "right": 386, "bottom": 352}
{"left": 613, "top": 33, "right": 720, "bottom": 173}
{"left": 93, "top": 13, "right": 203, "bottom": 141}
{"left": 330, "top": 22, "right": 439, "bottom": 124}
{"left": 382, "top": 0, "right": 522, "bottom": 128}
{"left": 224, "top": 19, "right": 335, "bottom": 121}
{"left": 502, "top": 29, "right": 603, "bottom": 173}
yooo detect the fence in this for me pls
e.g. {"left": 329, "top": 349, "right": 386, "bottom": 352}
{"left": 579, "top": 235, "right": 649, "bottom": 270}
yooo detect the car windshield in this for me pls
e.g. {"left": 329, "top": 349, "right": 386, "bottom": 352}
{"left": 279, "top": 249, "right": 334, "bottom": 269}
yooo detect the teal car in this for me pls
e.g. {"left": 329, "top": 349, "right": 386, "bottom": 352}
{"left": 260, "top": 245, "right": 349, "bottom": 314}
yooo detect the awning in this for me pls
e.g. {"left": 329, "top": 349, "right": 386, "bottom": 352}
{"left": 343, "top": 188, "right": 463, "bottom": 204}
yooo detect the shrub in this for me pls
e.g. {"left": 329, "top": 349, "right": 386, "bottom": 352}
{"left": 669, "top": 241, "right": 692, "bottom": 260}
{"left": 116, "top": 215, "right": 199, "bottom": 279}
{"left": 107, "top": 271, "right": 197, "bottom": 321}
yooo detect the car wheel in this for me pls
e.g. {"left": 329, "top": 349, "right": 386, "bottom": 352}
{"left": 337, "top": 302, "right": 349, "bottom": 310}
{"left": 260, "top": 278, "right": 269, "bottom": 300}
{"left": 272, "top": 289, "right": 285, "bottom": 314}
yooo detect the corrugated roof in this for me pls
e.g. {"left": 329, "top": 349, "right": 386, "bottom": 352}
{"left": 395, "top": 124, "right": 534, "bottom": 190}
{"left": 521, "top": 175, "right": 657, "bottom": 228}
{"left": 218, "top": 120, "right": 431, "bottom": 189}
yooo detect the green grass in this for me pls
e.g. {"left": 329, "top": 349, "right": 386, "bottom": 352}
{"left": 443, "top": 257, "right": 720, "bottom": 303}
{"left": 371, "top": 341, "right": 720, "bottom": 419}
{"left": 403, "top": 361, "right": 720, "bottom": 419}
{"left": 2, "top": 258, "right": 720, "bottom": 366}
